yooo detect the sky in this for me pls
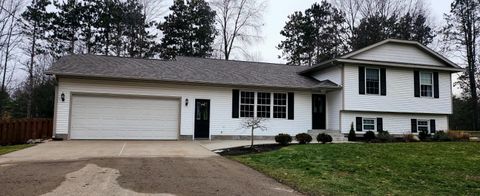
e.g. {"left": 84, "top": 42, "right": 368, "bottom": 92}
{"left": 248, "top": 0, "right": 453, "bottom": 64}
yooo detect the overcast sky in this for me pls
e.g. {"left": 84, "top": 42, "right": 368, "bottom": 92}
{"left": 248, "top": 0, "right": 453, "bottom": 64}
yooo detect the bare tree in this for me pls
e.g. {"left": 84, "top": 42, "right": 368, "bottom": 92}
{"left": 441, "top": 0, "right": 480, "bottom": 130}
{"left": 210, "top": 0, "right": 266, "bottom": 60}
{"left": 241, "top": 117, "right": 267, "bottom": 149}
{"left": 0, "top": 0, "right": 23, "bottom": 93}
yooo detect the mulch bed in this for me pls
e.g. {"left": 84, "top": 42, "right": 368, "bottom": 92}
{"left": 215, "top": 143, "right": 288, "bottom": 156}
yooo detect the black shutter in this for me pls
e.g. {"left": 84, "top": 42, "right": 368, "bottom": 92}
{"left": 380, "top": 68, "right": 386, "bottom": 96}
{"left": 359, "top": 66, "right": 365, "bottom": 94}
{"left": 232, "top": 89, "right": 239, "bottom": 118}
{"left": 433, "top": 72, "right": 439, "bottom": 98}
{"left": 430, "top": 119, "right": 436, "bottom": 133}
{"left": 411, "top": 119, "right": 417, "bottom": 133}
{"left": 414, "top": 71, "right": 420, "bottom": 97}
{"left": 288, "top": 92, "right": 294, "bottom": 120}
{"left": 377, "top": 118, "right": 383, "bottom": 131}
{"left": 356, "top": 117, "right": 363, "bottom": 131}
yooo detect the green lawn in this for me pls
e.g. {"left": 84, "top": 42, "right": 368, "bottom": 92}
{"left": 232, "top": 142, "right": 480, "bottom": 196}
{"left": 0, "top": 144, "right": 33, "bottom": 156}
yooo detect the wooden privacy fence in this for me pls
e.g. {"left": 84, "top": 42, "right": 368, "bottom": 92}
{"left": 0, "top": 118, "right": 53, "bottom": 146}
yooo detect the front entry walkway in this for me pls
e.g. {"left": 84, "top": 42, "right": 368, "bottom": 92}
{"left": 0, "top": 141, "right": 301, "bottom": 196}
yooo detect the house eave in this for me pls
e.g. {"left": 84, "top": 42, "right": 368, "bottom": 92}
{"left": 336, "top": 58, "right": 465, "bottom": 72}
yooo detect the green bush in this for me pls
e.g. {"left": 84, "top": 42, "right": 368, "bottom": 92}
{"left": 432, "top": 131, "right": 450, "bottom": 141}
{"left": 295, "top": 133, "right": 312, "bottom": 144}
{"left": 275, "top": 133, "right": 292, "bottom": 145}
{"left": 348, "top": 123, "right": 356, "bottom": 141}
{"left": 317, "top": 133, "right": 333, "bottom": 144}
{"left": 376, "top": 130, "right": 394, "bottom": 142}
{"left": 364, "top": 131, "right": 376, "bottom": 142}
{"left": 419, "top": 130, "right": 431, "bottom": 141}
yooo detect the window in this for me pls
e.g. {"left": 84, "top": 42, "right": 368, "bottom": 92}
{"left": 363, "top": 118, "right": 376, "bottom": 130}
{"left": 257, "top": 92, "right": 271, "bottom": 118}
{"left": 420, "top": 72, "right": 433, "bottom": 97}
{"left": 240, "top": 91, "right": 254, "bottom": 117}
{"left": 417, "top": 120, "right": 429, "bottom": 132}
{"left": 273, "top": 93, "right": 287, "bottom": 118}
{"left": 365, "top": 68, "right": 380, "bottom": 94}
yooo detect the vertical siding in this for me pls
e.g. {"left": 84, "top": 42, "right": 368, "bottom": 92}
{"left": 343, "top": 64, "right": 452, "bottom": 114}
{"left": 341, "top": 112, "right": 448, "bottom": 134}
{"left": 351, "top": 43, "right": 445, "bottom": 66}
{"left": 55, "top": 78, "right": 313, "bottom": 137}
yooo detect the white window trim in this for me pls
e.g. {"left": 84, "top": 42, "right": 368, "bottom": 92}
{"left": 256, "top": 92, "right": 271, "bottom": 118}
{"left": 273, "top": 92, "right": 288, "bottom": 119}
{"left": 363, "top": 117, "right": 376, "bottom": 131}
{"left": 417, "top": 119, "right": 430, "bottom": 132}
{"left": 419, "top": 71, "right": 433, "bottom": 98}
{"left": 365, "top": 67, "right": 381, "bottom": 95}
{"left": 239, "top": 91, "right": 255, "bottom": 118}
{"left": 238, "top": 91, "right": 288, "bottom": 119}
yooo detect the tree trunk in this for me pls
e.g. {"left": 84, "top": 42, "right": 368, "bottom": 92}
{"left": 251, "top": 127, "right": 254, "bottom": 148}
{"left": 27, "top": 19, "right": 38, "bottom": 118}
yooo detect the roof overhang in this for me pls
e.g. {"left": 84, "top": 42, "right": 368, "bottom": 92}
{"left": 51, "top": 73, "right": 342, "bottom": 91}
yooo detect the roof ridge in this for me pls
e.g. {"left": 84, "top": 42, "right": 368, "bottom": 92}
{"left": 71, "top": 54, "right": 307, "bottom": 68}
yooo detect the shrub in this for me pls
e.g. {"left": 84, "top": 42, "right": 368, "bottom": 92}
{"left": 447, "top": 131, "right": 470, "bottom": 141}
{"left": 376, "top": 130, "right": 394, "bottom": 143}
{"left": 403, "top": 134, "right": 419, "bottom": 142}
{"left": 364, "top": 131, "right": 376, "bottom": 142}
{"left": 295, "top": 133, "right": 312, "bottom": 144}
{"left": 317, "top": 133, "right": 333, "bottom": 144}
{"left": 348, "top": 123, "right": 356, "bottom": 141}
{"left": 432, "top": 131, "right": 450, "bottom": 141}
{"left": 275, "top": 133, "right": 292, "bottom": 145}
{"left": 419, "top": 130, "right": 431, "bottom": 141}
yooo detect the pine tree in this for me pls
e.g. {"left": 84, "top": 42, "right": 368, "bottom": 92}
{"left": 51, "top": 0, "right": 83, "bottom": 58}
{"left": 21, "top": 0, "right": 54, "bottom": 118}
{"left": 159, "top": 0, "right": 216, "bottom": 59}
{"left": 278, "top": 1, "right": 346, "bottom": 66}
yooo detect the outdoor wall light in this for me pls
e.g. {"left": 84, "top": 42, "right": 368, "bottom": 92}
{"left": 61, "top": 93, "right": 65, "bottom": 102}
{"left": 185, "top": 98, "right": 189, "bottom": 106}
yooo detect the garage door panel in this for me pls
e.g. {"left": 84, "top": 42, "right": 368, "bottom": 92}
{"left": 70, "top": 95, "right": 179, "bottom": 140}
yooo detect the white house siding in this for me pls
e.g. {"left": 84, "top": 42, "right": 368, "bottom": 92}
{"left": 55, "top": 78, "right": 314, "bottom": 138}
{"left": 311, "top": 65, "right": 342, "bottom": 85}
{"left": 340, "top": 111, "right": 448, "bottom": 134}
{"left": 326, "top": 90, "right": 342, "bottom": 131}
{"left": 350, "top": 43, "right": 445, "bottom": 66}
{"left": 343, "top": 64, "right": 452, "bottom": 114}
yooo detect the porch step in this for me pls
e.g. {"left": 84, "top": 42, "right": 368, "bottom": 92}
{"left": 308, "top": 129, "right": 347, "bottom": 142}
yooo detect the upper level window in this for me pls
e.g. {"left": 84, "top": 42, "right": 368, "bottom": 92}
{"left": 417, "top": 120, "right": 429, "bottom": 132}
{"left": 363, "top": 118, "right": 376, "bottom": 130}
{"left": 420, "top": 72, "right": 433, "bottom": 97}
{"left": 240, "top": 91, "right": 254, "bottom": 117}
{"left": 273, "top": 93, "right": 287, "bottom": 118}
{"left": 257, "top": 92, "right": 271, "bottom": 118}
{"left": 365, "top": 68, "right": 380, "bottom": 94}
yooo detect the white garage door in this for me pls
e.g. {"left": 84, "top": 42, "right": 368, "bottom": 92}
{"left": 70, "top": 95, "right": 179, "bottom": 140}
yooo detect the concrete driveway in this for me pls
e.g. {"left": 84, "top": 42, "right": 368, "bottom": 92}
{"left": 0, "top": 141, "right": 300, "bottom": 196}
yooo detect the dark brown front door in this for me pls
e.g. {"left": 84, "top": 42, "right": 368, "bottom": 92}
{"left": 194, "top": 99, "right": 210, "bottom": 139}
{"left": 312, "top": 94, "right": 326, "bottom": 129}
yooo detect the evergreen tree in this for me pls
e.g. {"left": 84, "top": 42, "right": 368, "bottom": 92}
{"left": 51, "top": 0, "right": 83, "bottom": 58}
{"left": 350, "top": 14, "right": 397, "bottom": 50}
{"left": 278, "top": 1, "right": 346, "bottom": 66}
{"left": 123, "top": 0, "right": 158, "bottom": 58}
{"left": 159, "top": 0, "right": 216, "bottom": 59}
{"left": 21, "top": 0, "right": 54, "bottom": 118}
{"left": 350, "top": 12, "right": 434, "bottom": 50}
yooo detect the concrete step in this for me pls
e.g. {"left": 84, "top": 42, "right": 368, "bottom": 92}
{"left": 307, "top": 129, "right": 347, "bottom": 142}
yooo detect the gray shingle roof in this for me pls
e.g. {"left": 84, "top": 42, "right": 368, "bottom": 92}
{"left": 46, "top": 54, "right": 340, "bottom": 89}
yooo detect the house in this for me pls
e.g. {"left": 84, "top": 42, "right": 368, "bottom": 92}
{"left": 47, "top": 39, "right": 463, "bottom": 140}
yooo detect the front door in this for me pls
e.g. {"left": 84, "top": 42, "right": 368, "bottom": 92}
{"left": 312, "top": 94, "right": 326, "bottom": 129}
{"left": 194, "top": 99, "right": 210, "bottom": 139}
